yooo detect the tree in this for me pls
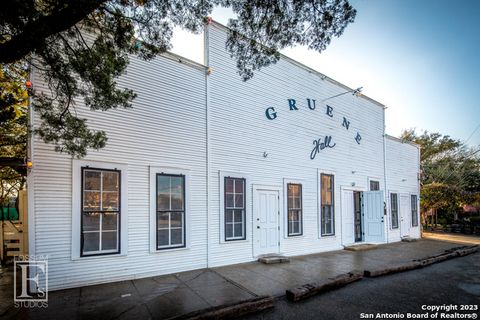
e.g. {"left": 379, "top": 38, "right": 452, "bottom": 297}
{"left": 0, "top": 63, "right": 28, "bottom": 212}
{"left": 1, "top": 0, "right": 356, "bottom": 157}
{"left": 401, "top": 129, "right": 480, "bottom": 224}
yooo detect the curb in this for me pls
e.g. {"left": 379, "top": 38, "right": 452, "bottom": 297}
{"left": 364, "top": 245, "right": 478, "bottom": 277}
{"left": 286, "top": 271, "right": 363, "bottom": 302}
{"left": 172, "top": 296, "right": 274, "bottom": 320}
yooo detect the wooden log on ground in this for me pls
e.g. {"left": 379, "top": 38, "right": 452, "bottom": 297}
{"left": 455, "top": 246, "right": 478, "bottom": 257}
{"left": 286, "top": 271, "right": 363, "bottom": 302}
{"left": 177, "top": 296, "right": 274, "bottom": 320}
{"left": 364, "top": 261, "right": 423, "bottom": 278}
{"left": 419, "top": 251, "right": 458, "bottom": 266}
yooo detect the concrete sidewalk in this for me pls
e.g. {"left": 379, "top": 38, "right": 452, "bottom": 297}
{"left": 1, "top": 238, "right": 478, "bottom": 320}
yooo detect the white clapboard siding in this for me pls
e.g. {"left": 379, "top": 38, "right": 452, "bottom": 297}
{"left": 30, "top": 51, "right": 208, "bottom": 290}
{"left": 385, "top": 136, "right": 421, "bottom": 241}
{"left": 30, "top": 21, "right": 420, "bottom": 290}
{"left": 206, "top": 23, "right": 387, "bottom": 267}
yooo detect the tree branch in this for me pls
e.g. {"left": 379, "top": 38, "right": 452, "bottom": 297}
{"left": 0, "top": 0, "right": 108, "bottom": 63}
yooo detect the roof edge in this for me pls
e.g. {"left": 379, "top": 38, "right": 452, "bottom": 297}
{"left": 385, "top": 134, "right": 421, "bottom": 148}
{"left": 210, "top": 20, "right": 386, "bottom": 109}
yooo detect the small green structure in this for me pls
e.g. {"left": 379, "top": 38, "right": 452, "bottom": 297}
{"left": 1, "top": 207, "right": 19, "bottom": 220}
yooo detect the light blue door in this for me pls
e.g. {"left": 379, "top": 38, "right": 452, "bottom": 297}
{"left": 362, "top": 191, "right": 385, "bottom": 243}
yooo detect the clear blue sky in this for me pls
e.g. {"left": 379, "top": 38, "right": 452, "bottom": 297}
{"left": 171, "top": 0, "right": 480, "bottom": 146}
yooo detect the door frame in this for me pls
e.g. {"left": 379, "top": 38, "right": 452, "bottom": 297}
{"left": 399, "top": 193, "right": 411, "bottom": 238}
{"left": 340, "top": 185, "right": 366, "bottom": 246}
{"left": 252, "top": 184, "right": 282, "bottom": 257}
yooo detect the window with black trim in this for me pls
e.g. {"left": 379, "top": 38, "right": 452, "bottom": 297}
{"left": 321, "top": 174, "right": 335, "bottom": 236}
{"left": 287, "top": 183, "right": 302, "bottom": 236}
{"left": 390, "top": 193, "right": 399, "bottom": 229}
{"left": 81, "top": 168, "right": 120, "bottom": 256}
{"left": 156, "top": 174, "right": 185, "bottom": 249}
{"left": 370, "top": 180, "right": 380, "bottom": 191}
{"left": 224, "top": 177, "right": 245, "bottom": 241}
{"left": 411, "top": 195, "right": 418, "bottom": 227}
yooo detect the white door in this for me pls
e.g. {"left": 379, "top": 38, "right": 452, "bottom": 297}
{"left": 363, "top": 191, "right": 385, "bottom": 243}
{"left": 253, "top": 189, "right": 280, "bottom": 257}
{"left": 400, "top": 194, "right": 411, "bottom": 238}
{"left": 341, "top": 190, "right": 355, "bottom": 245}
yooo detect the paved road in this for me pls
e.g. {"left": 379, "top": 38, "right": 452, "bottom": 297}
{"left": 241, "top": 252, "right": 480, "bottom": 320}
{"left": 423, "top": 232, "right": 480, "bottom": 245}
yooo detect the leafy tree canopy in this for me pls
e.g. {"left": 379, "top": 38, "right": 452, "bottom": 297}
{"left": 401, "top": 129, "right": 480, "bottom": 214}
{"left": 0, "top": 64, "right": 28, "bottom": 207}
{"left": 1, "top": 0, "right": 356, "bottom": 157}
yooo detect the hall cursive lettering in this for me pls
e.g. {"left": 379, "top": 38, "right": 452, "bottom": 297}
{"left": 310, "top": 136, "right": 336, "bottom": 160}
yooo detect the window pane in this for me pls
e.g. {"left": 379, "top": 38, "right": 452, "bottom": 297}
{"left": 157, "top": 175, "right": 170, "bottom": 194}
{"left": 84, "top": 170, "right": 101, "bottom": 190}
{"left": 83, "top": 212, "right": 100, "bottom": 231}
{"left": 226, "top": 194, "right": 234, "bottom": 208}
{"left": 158, "top": 212, "right": 169, "bottom": 229}
{"left": 103, "top": 171, "right": 119, "bottom": 192}
{"left": 235, "top": 179, "right": 243, "bottom": 193}
{"left": 171, "top": 193, "right": 183, "bottom": 210}
{"left": 289, "top": 184, "right": 297, "bottom": 197}
{"left": 287, "top": 195, "right": 293, "bottom": 209}
{"left": 225, "top": 178, "right": 234, "bottom": 193}
{"left": 225, "top": 224, "right": 233, "bottom": 239}
{"left": 157, "top": 194, "right": 170, "bottom": 211}
{"left": 171, "top": 212, "right": 183, "bottom": 227}
{"left": 102, "top": 231, "right": 117, "bottom": 250}
{"left": 102, "top": 192, "right": 119, "bottom": 211}
{"left": 322, "top": 205, "right": 334, "bottom": 235}
{"left": 102, "top": 212, "right": 118, "bottom": 231}
{"left": 171, "top": 229, "right": 183, "bottom": 245}
{"left": 294, "top": 221, "right": 300, "bottom": 234}
{"left": 294, "top": 196, "right": 301, "bottom": 209}
{"left": 83, "top": 232, "right": 99, "bottom": 252}
{"left": 288, "top": 210, "right": 298, "bottom": 223}
{"left": 233, "top": 210, "right": 243, "bottom": 223}
{"left": 370, "top": 181, "right": 380, "bottom": 191}
{"left": 157, "top": 229, "right": 169, "bottom": 247}
{"left": 83, "top": 191, "right": 101, "bottom": 211}
{"left": 234, "top": 194, "right": 244, "bottom": 208}
{"left": 234, "top": 223, "right": 243, "bottom": 238}
{"left": 322, "top": 175, "right": 330, "bottom": 190}
{"left": 324, "top": 191, "right": 332, "bottom": 205}
{"left": 225, "top": 210, "right": 233, "bottom": 223}
{"left": 170, "top": 176, "right": 183, "bottom": 194}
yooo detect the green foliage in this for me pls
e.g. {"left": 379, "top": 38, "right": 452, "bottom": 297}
{"left": 0, "top": 63, "right": 28, "bottom": 207}
{"left": 402, "top": 129, "right": 480, "bottom": 217}
{"left": 1, "top": 0, "right": 356, "bottom": 157}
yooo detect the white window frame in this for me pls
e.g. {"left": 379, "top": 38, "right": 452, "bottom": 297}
{"left": 72, "top": 160, "right": 128, "bottom": 260}
{"left": 367, "top": 177, "right": 382, "bottom": 191}
{"left": 219, "top": 171, "right": 250, "bottom": 244}
{"left": 283, "top": 178, "right": 305, "bottom": 238}
{"left": 149, "top": 166, "right": 190, "bottom": 253}
{"left": 318, "top": 169, "right": 336, "bottom": 238}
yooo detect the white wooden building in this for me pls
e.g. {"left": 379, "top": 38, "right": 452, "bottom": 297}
{"left": 28, "top": 21, "right": 421, "bottom": 290}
